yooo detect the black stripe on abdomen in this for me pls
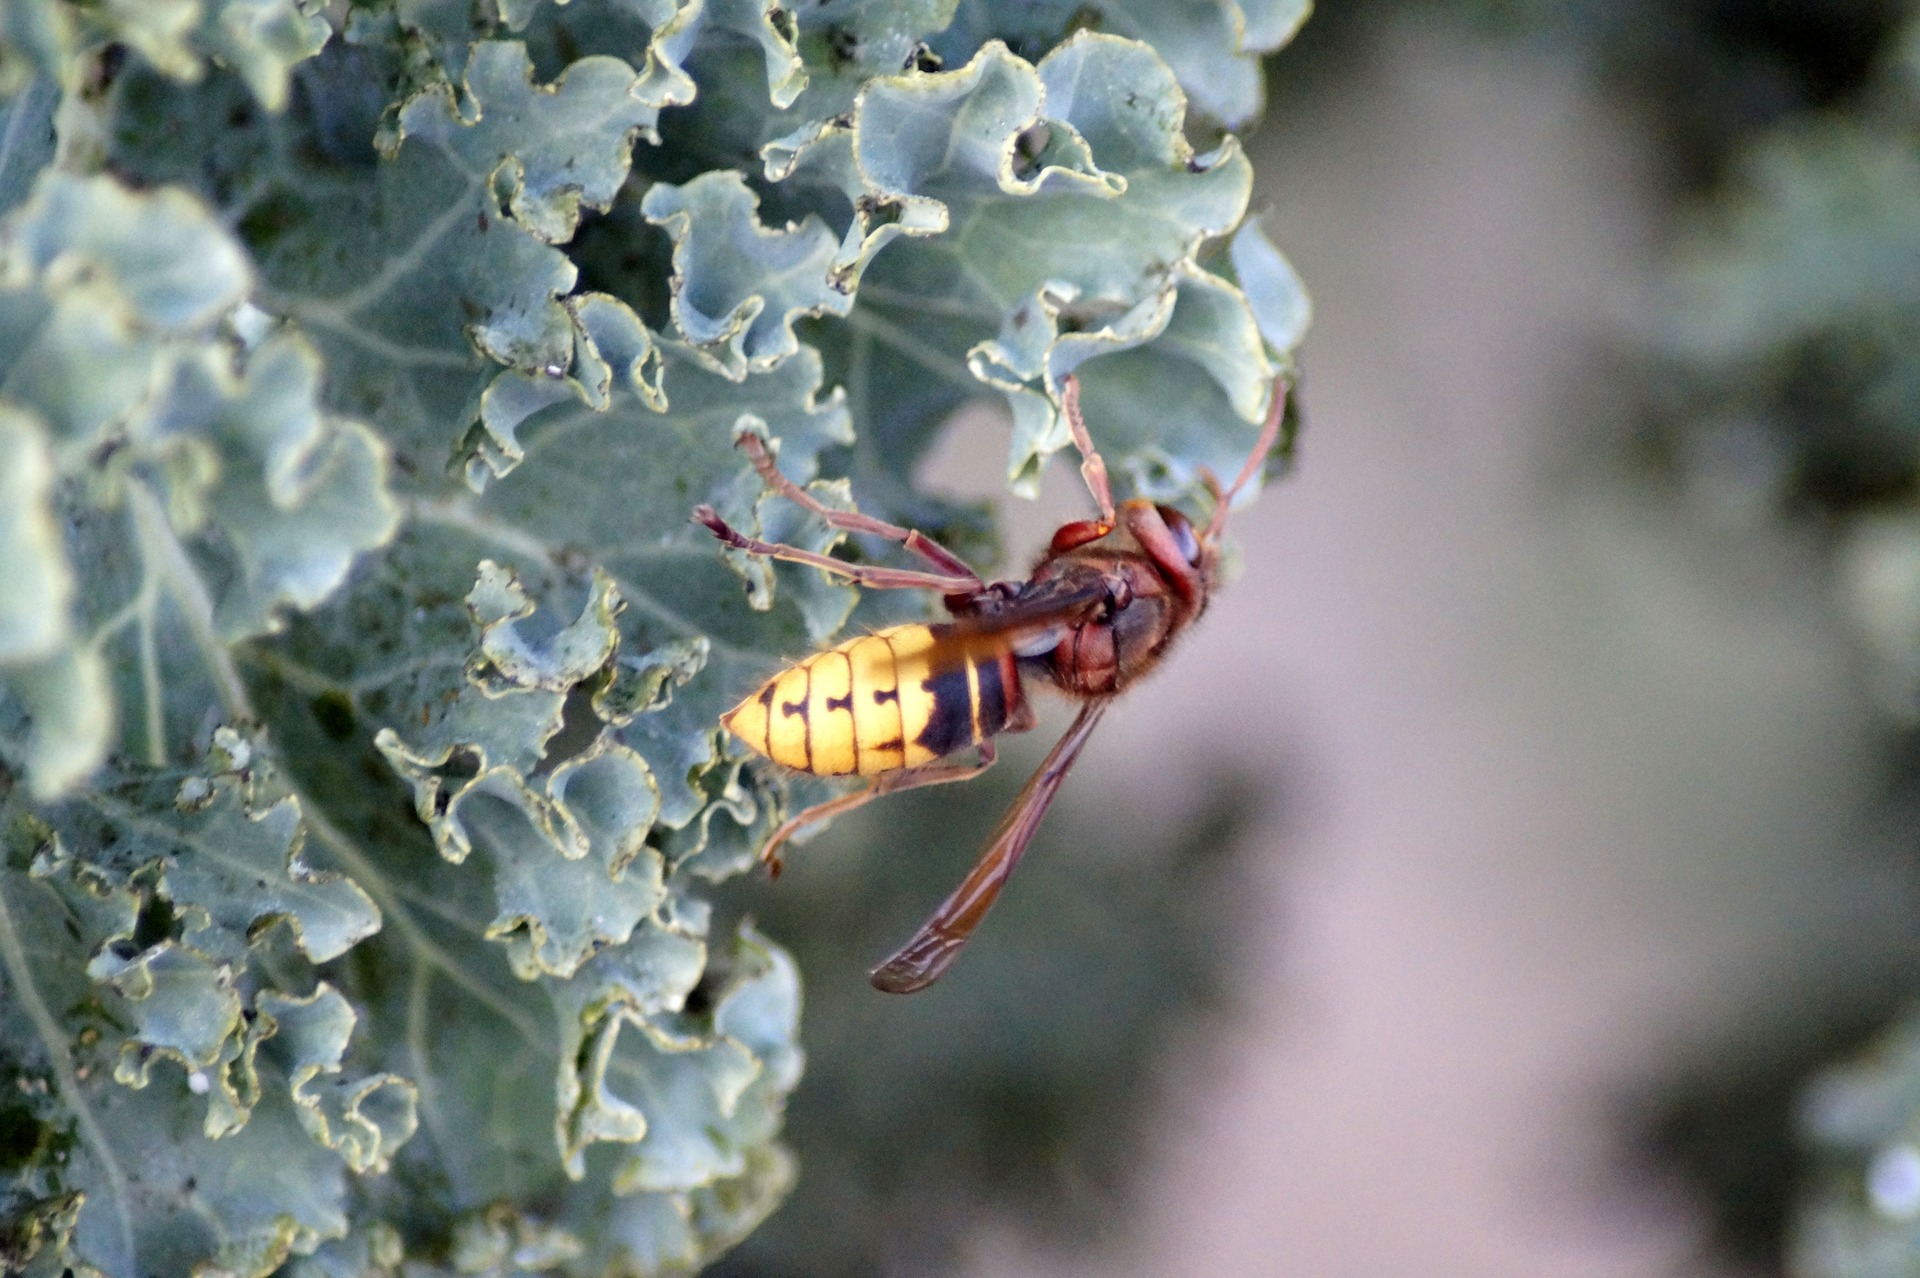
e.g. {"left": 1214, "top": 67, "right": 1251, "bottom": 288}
{"left": 974, "top": 653, "right": 1009, "bottom": 737}
{"left": 914, "top": 663, "right": 976, "bottom": 759}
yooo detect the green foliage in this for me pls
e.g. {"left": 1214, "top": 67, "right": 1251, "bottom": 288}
{"left": 1649, "top": 16, "right": 1920, "bottom": 722}
{"left": 1623, "top": 11, "right": 1920, "bottom": 1276}
{"left": 0, "top": 1, "right": 1309, "bottom": 1274}
{"left": 1792, "top": 1011, "right": 1920, "bottom": 1278}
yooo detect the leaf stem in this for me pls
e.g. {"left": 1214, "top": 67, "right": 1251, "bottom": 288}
{"left": 126, "top": 480, "right": 255, "bottom": 732}
{"left": 843, "top": 307, "right": 976, "bottom": 384}
{"left": 294, "top": 153, "right": 486, "bottom": 320}
{"left": 299, "top": 801, "right": 544, "bottom": 1042}
{"left": 851, "top": 282, "right": 1003, "bottom": 320}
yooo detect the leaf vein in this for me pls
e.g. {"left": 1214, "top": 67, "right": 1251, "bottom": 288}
{"left": 0, "top": 881, "right": 136, "bottom": 1269}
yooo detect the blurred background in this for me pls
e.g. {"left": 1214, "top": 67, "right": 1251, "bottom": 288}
{"left": 713, "top": 4, "right": 1920, "bottom": 1275}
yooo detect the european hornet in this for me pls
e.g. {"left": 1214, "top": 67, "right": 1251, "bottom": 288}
{"left": 693, "top": 373, "right": 1286, "bottom": 993}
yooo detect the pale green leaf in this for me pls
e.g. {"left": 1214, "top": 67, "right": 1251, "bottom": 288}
{"left": 1229, "top": 215, "right": 1313, "bottom": 354}
{"left": 259, "top": 984, "right": 418, "bottom": 1175}
{"left": 0, "top": 0, "right": 329, "bottom": 108}
{"left": 0, "top": 406, "right": 69, "bottom": 663}
{"left": 932, "top": 0, "right": 1306, "bottom": 127}
{"left": 789, "top": 34, "right": 1293, "bottom": 498}
{"left": 1670, "top": 123, "right": 1920, "bottom": 365}
{"left": 0, "top": 173, "right": 398, "bottom": 796}
{"left": 390, "top": 41, "right": 664, "bottom": 244}
{"left": 0, "top": 742, "right": 411, "bottom": 1278}
{"left": 0, "top": 77, "right": 57, "bottom": 212}
{"left": 642, "top": 170, "right": 850, "bottom": 378}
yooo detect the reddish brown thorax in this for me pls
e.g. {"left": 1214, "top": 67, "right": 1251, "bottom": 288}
{"left": 1024, "top": 498, "right": 1213, "bottom": 697}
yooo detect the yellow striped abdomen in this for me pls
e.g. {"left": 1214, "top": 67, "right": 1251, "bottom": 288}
{"left": 722, "top": 624, "right": 1021, "bottom": 776}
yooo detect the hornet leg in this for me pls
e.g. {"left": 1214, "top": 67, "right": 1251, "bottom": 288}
{"left": 692, "top": 506, "right": 983, "bottom": 593}
{"left": 735, "top": 432, "right": 982, "bottom": 584}
{"left": 759, "top": 741, "right": 997, "bottom": 877}
{"left": 1060, "top": 374, "right": 1116, "bottom": 527}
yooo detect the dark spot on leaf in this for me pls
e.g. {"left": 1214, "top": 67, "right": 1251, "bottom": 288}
{"left": 823, "top": 24, "right": 859, "bottom": 70}
{"left": 1065, "top": 5, "right": 1104, "bottom": 35}
{"left": 853, "top": 196, "right": 901, "bottom": 231}
{"left": 477, "top": 211, "right": 489, "bottom": 233}
{"left": 87, "top": 433, "right": 127, "bottom": 467}
{"left": 0, "top": 1102, "right": 48, "bottom": 1171}
{"left": 89, "top": 44, "right": 127, "bottom": 94}
{"left": 310, "top": 691, "right": 357, "bottom": 742}
{"left": 237, "top": 190, "right": 309, "bottom": 251}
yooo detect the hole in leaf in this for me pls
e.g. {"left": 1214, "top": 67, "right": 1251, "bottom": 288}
{"left": 1012, "top": 123, "right": 1052, "bottom": 180}
{"left": 439, "top": 746, "right": 482, "bottom": 786}
{"left": 534, "top": 684, "right": 605, "bottom": 777}
{"left": 570, "top": 198, "right": 674, "bottom": 331}
{"left": 130, "top": 895, "right": 178, "bottom": 951}
{"left": 682, "top": 970, "right": 720, "bottom": 1019}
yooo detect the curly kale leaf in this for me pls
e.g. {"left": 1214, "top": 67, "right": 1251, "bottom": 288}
{"left": 0, "top": 0, "right": 1310, "bottom": 1271}
{"left": 0, "top": 171, "right": 398, "bottom": 798}
{"left": 0, "top": 0, "right": 329, "bottom": 108}
{"left": 0, "top": 733, "right": 409, "bottom": 1278}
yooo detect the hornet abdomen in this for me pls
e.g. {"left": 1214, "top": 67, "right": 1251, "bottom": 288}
{"left": 723, "top": 624, "right": 1023, "bottom": 776}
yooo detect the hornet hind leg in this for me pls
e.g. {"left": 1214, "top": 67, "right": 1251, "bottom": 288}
{"left": 758, "top": 741, "right": 997, "bottom": 877}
